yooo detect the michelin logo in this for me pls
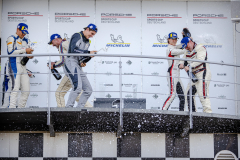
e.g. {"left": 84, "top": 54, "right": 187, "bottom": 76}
{"left": 152, "top": 34, "right": 168, "bottom": 47}
{"left": 106, "top": 34, "right": 130, "bottom": 47}
{"left": 200, "top": 35, "right": 222, "bottom": 48}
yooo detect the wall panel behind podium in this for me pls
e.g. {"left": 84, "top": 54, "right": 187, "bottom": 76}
{"left": 49, "top": 0, "right": 95, "bottom": 107}
{"left": 1, "top": 0, "right": 49, "bottom": 107}
{"left": 0, "top": 0, "right": 236, "bottom": 115}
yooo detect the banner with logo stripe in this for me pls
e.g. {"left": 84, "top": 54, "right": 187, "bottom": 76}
{"left": 188, "top": 2, "right": 235, "bottom": 115}
{"left": 48, "top": 0, "right": 95, "bottom": 107}
{"left": 142, "top": 1, "right": 188, "bottom": 110}
{"left": 95, "top": 1, "right": 141, "bottom": 99}
{"left": 1, "top": 0, "right": 49, "bottom": 108}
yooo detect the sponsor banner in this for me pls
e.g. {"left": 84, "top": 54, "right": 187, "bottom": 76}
{"left": 1, "top": 0, "right": 49, "bottom": 107}
{"left": 1, "top": 1, "right": 236, "bottom": 114}
{"left": 142, "top": 1, "right": 187, "bottom": 56}
{"left": 141, "top": 58, "right": 167, "bottom": 75}
{"left": 49, "top": 0, "right": 95, "bottom": 39}
{"left": 188, "top": 2, "right": 234, "bottom": 115}
{"left": 7, "top": 12, "right": 43, "bottom": 23}
{"left": 27, "top": 92, "right": 47, "bottom": 108}
{"left": 95, "top": 74, "right": 119, "bottom": 99}
{"left": 211, "top": 65, "right": 234, "bottom": 83}
{"left": 49, "top": 0, "right": 95, "bottom": 74}
{"left": 211, "top": 98, "right": 235, "bottom": 115}
{"left": 142, "top": 76, "right": 166, "bottom": 110}
{"left": 122, "top": 76, "right": 142, "bottom": 99}
{"left": 94, "top": 56, "right": 119, "bottom": 99}
{"left": 94, "top": 57, "right": 119, "bottom": 73}
{"left": 95, "top": 1, "right": 141, "bottom": 100}
{"left": 141, "top": 57, "right": 167, "bottom": 107}
{"left": 210, "top": 65, "right": 234, "bottom": 114}
{"left": 142, "top": 75, "right": 191, "bottom": 111}
{"left": 213, "top": 83, "right": 230, "bottom": 88}
{"left": 122, "top": 58, "right": 142, "bottom": 75}
{"left": 96, "top": 1, "right": 141, "bottom": 55}
{"left": 210, "top": 82, "right": 235, "bottom": 115}
{"left": 188, "top": 2, "right": 235, "bottom": 114}
{"left": 55, "top": 13, "right": 89, "bottom": 23}
{"left": 49, "top": 0, "right": 95, "bottom": 107}
{"left": 188, "top": 2, "right": 233, "bottom": 54}
{"left": 142, "top": 2, "right": 188, "bottom": 105}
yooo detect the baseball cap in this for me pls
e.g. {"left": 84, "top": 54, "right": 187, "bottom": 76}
{"left": 168, "top": 32, "right": 178, "bottom": 39}
{"left": 48, "top": 34, "right": 62, "bottom": 45}
{"left": 181, "top": 37, "right": 191, "bottom": 49}
{"left": 17, "top": 23, "right": 29, "bottom": 34}
{"left": 84, "top": 23, "right": 98, "bottom": 33}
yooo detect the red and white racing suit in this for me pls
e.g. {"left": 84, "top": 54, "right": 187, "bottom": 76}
{"left": 162, "top": 44, "right": 185, "bottom": 111}
{"left": 180, "top": 43, "right": 212, "bottom": 113}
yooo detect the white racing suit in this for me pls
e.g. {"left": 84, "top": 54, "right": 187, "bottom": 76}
{"left": 54, "top": 40, "right": 92, "bottom": 107}
{"left": 2, "top": 60, "right": 34, "bottom": 108}
{"left": 184, "top": 81, "right": 197, "bottom": 112}
{"left": 7, "top": 34, "right": 30, "bottom": 108}
{"left": 2, "top": 60, "right": 13, "bottom": 107}
{"left": 180, "top": 43, "right": 212, "bottom": 113}
{"left": 162, "top": 44, "right": 185, "bottom": 111}
{"left": 64, "top": 31, "right": 93, "bottom": 108}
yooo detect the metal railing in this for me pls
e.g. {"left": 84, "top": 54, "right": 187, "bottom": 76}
{"left": 0, "top": 53, "right": 240, "bottom": 131}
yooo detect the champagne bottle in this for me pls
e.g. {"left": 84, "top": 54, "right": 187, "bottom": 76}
{"left": 79, "top": 52, "right": 96, "bottom": 65}
{"left": 20, "top": 57, "right": 29, "bottom": 66}
{"left": 47, "top": 62, "right": 62, "bottom": 80}
{"left": 21, "top": 38, "right": 32, "bottom": 66}
{"left": 51, "top": 68, "right": 62, "bottom": 80}
{"left": 183, "top": 28, "right": 191, "bottom": 38}
{"left": 80, "top": 56, "right": 92, "bottom": 64}
{"left": 187, "top": 71, "right": 198, "bottom": 83}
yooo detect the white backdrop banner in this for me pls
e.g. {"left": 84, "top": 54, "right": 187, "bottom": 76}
{"left": 95, "top": 1, "right": 141, "bottom": 99}
{"left": 142, "top": 1, "right": 188, "bottom": 111}
{"left": 0, "top": 0, "right": 236, "bottom": 115}
{"left": 188, "top": 2, "right": 235, "bottom": 115}
{"left": 48, "top": 0, "right": 95, "bottom": 107}
{"left": 1, "top": 0, "right": 49, "bottom": 107}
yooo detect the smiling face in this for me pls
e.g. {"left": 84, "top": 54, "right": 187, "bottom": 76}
{"left": 83, "top": 28, "right": 96, "bottom": 39}
{"left": 16, "top": 28, "right": 26, "bottom": 39}
{"left": 168, "top": 38, "right": 178, "bottom": 46}
{"left": 51, "top": 38, "right": 62, "bottom": 48}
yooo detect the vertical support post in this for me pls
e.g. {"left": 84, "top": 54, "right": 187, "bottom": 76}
{"left": 233, "top": 23, "right": 238, "bottom": 115}
{"left": 47, "top": 56, "right": 51, "bottom": 125}
{"left": 119, "top": 57, "right": 123, "bottom": 127}
{"left": 117, "top": 57, "right": 123, "bottom": 138}
{"left": 189, "top": 63, "right": 193, "bottom": 129}
{"left": 47, "top": 0, "right": 51, "bottom": 126}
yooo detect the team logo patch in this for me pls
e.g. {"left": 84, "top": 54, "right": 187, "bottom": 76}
{"left": 182, "top": 43, "right": 187, "bottom": 49}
